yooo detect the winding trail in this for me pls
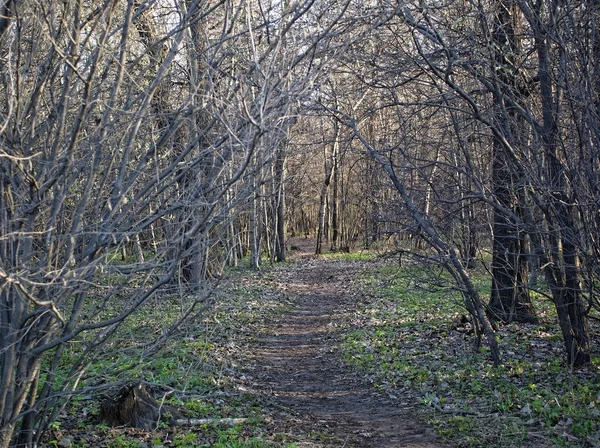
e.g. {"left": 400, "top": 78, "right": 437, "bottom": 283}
{"left": 245, "top": 243, "right": 450, "bottom": 447}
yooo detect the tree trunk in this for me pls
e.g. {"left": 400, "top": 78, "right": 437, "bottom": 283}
{"left": 487, "top": 0, "right": 537, "bottom": 324}
{"left": 523, "top": 0, "right": 590, "bottom": 365}
{"left": 315, "top": 176, "right": 331, "bottom": 255}
{"left": 330, "top": 141, "right": 339, "bottom": 251}
{"left": 488, "top": 145, "right": 536, "bottom": 323}
{"left": 316, "top": 123, "right": 338, "bottom": 255}
{"left": 250, "top": 173, "right": 262, "bottom": 269}
{"left": 274, "top": 146, "right": 287, "bottom": 262}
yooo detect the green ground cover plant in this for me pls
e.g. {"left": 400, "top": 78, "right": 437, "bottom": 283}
{"left": 342, "top": 260, "right": 600, "bottom": 448}
{"left": 40, "top": 249, "right": 600, "bottom": 447}
{"left": 42, "top": 268, "right": 297, "bottom": 448}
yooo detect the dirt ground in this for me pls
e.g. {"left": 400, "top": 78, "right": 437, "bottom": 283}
{"left": 243, "top": 238, "right": 450, "bottom": 447}
{"left": 42, "top": 238, "right": 452, "bottom": 448}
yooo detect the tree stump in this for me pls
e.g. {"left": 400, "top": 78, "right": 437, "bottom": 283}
{"left": 99, "top": 382, "right": 175, "bottom": 430}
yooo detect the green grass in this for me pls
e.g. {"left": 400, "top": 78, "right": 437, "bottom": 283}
{"left": 43, "top": 262, "right": 297, "bottom": 447}
{"left": 341, "top": 262, "right": 600, "bottom": 448}
{"left": 320, "top": 249, "right": 379, "bottom": 262}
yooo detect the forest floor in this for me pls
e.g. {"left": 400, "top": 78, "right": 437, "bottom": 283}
{"left": 238, "top": 238, "right": 448, "bottom": 447}
{"left": 46, "top": 238, "right": 600, "bottom": 448}
{"left": 46, "top": 239, "right": 450, "bottom": 448}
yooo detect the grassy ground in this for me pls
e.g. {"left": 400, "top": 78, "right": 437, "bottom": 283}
{"left": 44, "top": 265, "right": 299, "bottom": 448}
{"left": 42, "top": 248, "right": 600, "bottom": 448}
{"left": 340, "top": 257, "right": 600, "bottom": 448}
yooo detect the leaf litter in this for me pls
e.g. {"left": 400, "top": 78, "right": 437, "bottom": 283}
{"left": 43, "top": 241, "right": 600, "bottom": 448}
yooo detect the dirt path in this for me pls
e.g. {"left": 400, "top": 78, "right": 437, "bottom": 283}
{"left": 245, "top": 242, "right": 450, "bottom": 447}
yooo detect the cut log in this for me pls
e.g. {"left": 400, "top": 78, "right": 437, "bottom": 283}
{"left": 175, "top": 417, "right": 248, "bottom": 426}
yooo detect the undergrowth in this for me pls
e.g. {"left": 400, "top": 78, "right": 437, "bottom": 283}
{"left": 43, "top": 249, "right": 600, "bottom": 448}
{"left": 43, "top": 267, "right": 298, "bottom": 448}
{"left": 341, "top": 261, "right": 600, "bottom": 448}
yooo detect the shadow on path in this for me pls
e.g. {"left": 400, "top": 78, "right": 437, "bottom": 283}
{"left": 246, "top": 256, "right": 450, "bottom": 447}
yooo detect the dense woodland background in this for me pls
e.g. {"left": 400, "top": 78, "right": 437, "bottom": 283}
{"left": 1, "top": 0, "right": 600, "bottom": 446}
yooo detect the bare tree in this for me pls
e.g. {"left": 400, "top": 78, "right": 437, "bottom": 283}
{"left": 318, "top": 0, "right": 595, "bottom": 366}
{"left": 0, "top": 0, "right": 342, "bottom": 445}
{"left": 315, "top": 118, "right": 339, "bottom": 254}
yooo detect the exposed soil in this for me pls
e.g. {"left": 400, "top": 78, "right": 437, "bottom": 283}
{"left": 41, "top": 238, "right": 452, "bottom": 447}
{"left": 245, "top": 239, "right": 450, "bottom": 447}
{"left": 39, "top": 237, "right": 600, "bottom": 448}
